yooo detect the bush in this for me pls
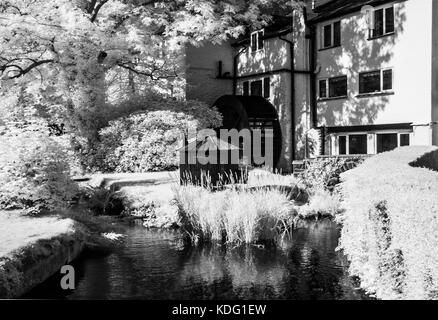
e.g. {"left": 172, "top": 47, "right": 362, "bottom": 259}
{"left": 300, "top": 157, "right": 364, "bottom": 193}
{"left": 0, "top": 120, "right": 78, "bottom": 214}
{"left": 338, "top": 146, "right": 438, "bottom": 300}
{"left": 95, "top": 98, "right": 222, "bottom": 173}
{"left": 298, "top": 189, "right": 341, "bottom": 219}
{"left": 173, "top": 185, "right": 294, "bottom": 245}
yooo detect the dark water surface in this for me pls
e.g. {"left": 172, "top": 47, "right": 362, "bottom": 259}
{"left": 25, "top": 219, "right": 371, "bottom": 300}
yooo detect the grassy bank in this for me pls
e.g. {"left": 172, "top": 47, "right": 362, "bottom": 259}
{"left": 338, "top": 146, "right": 438, "bottom": 300}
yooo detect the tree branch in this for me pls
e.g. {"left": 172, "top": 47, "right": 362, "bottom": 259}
{"left": 1, "top": 59, "right": 54, "bottom": 79}
{"left": 90, "top": 0, "right": 109, "bottom": 22}
{"left": 117, "top": 62, "right": 178, "bottom": 81}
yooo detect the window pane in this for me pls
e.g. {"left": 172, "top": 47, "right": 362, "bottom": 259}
{"left": 349, "top": 135, "right": 367, "bottom": 154}
{"left": 258, "top": 31, "right": 264, "bottom": 50}
{"left": 339, "top": 136, "right": 347, "bottom": 155}
{"left": 263, "top": 77, "right": 270, "bottom": 98}
{"left": 400, "top": 134, "right": 410, "bottom": 147}
{"left": 243, "top": 81, "right": 249, "bottom": 96}
{"left": 250, "top": 80, "right": 263, "bottom": 97}
{"left": 333, "top": 21, "right": 341, "bottom": 47}
{"left": 374, "top": 9, "right": 384, "bottom": 37}
{"left": 359, "top": 71, "right": 381, "bottom": 94}
{"left": 323, "top": 24, "right": 332, "bottom": 48}
{"left": 319, "top": 80, "right": 327, "bottom": 98}
{"left": 385, "top": 7, "right": 394, "bottom": 33}
{"left": 329, "top": 76, "right": 347, "bottom": 97}
{"left": 383, "top": 69, "right": 393, "bottom": 90}
{"left": 251, "top": 33, "right": 257, "bottom": 51}
{"left": 377, "top": 133, "right": 398, "bottom": 153}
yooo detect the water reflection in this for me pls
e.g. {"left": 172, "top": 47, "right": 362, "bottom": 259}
{"left": 25, "top": 219, "right": 370, "bottom": 300}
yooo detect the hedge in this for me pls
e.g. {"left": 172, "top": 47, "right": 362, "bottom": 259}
{"left": 338, "top": 146, "right": 438, "bottom": 300}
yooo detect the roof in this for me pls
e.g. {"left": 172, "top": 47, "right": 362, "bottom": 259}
{"left": 231, "top": 15, "right": 292, "bottom": 47}
{"left": 309, "top": 0, "right": 400, "bottom": 23}
{"left": 231, "top": 0, "right": 400, "bottom": 47}
{"left": 180, "top": 134, "right": 240, "bottom": 152}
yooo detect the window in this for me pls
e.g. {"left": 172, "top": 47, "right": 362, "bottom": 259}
{"left": 377, "top": 133, "right": 398, "bottom": 153}
{"left": 371, "top": 6, "right": 394, "bottom": 38}
{"left": 339, "top": 136, "right": 347, "bottom": 155}
{"left": 382, "top": 69, "right": 393, "bottom": 91}
{"left": 400, "top": 133, "right": 410, "bottom": 146}
{"left": 334, "top": 131, "right": 410, "bottom": 156}
{"left": 319, "top": 76, "right": 347, "bottom": 99}
{"left": 349, "top": 135, "right": 368, "bottom": 155}
{"left": 243, "top": 77, "right": 270, "bottom": 97}
{"left": 263, "top": 77, "right": 270, "bottom": 98}
{"left": 359, "top": 68, "right": 393, "bottom": 94}
{"left": 250, "top": 80, "right": 263, "bottom": 97}
{"left": 319, "top": 79, "right": 327, "bottom": 98}
{"left": 321, "top": 21, "right": 341, "bottom": 49}
{"left": 243, "top": 81, "right": 249, "bottom": 96}
{"left": 250, "top": 30, "right": 264, "bottom": 52}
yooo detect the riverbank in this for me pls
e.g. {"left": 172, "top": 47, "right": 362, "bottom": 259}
{"left": 0, "top": 211, "right": 86, "bottom": 298}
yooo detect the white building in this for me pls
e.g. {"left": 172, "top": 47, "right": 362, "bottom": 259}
{"left": 186, "top": 0, "right": 438, "bottom": 172}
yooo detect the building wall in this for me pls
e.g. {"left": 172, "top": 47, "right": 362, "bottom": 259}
{"left": 236, "top": 72, "right": 293, "bottom": 171}
{"left": 315, "top": 0, "right": 434, "bottom": 146}
{"left": 432, "top": 0, "right": 438, "bottom": 146}
{"left": 185, "top": 41, "right": 234, "bottom": 106}
{"left": 237, "top": 33, "right": 291, "bottom": 76}
{"left": 292, "top": 10, "right": 313, "bottom": 160}
{"left": 235, "top": 11, "right": 313, "bottom": 168}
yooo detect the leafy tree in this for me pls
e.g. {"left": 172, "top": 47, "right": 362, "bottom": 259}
{"left": 0, "top": 0, "right": 300, "bottom": 171}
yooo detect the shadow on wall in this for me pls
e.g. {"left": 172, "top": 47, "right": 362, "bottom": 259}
{"left": 317, "top": 3, "right": 407, "bottom": 127}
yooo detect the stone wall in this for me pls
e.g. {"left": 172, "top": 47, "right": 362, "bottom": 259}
{"left": 0, "top": 227, "right": 86, "bottom": 298}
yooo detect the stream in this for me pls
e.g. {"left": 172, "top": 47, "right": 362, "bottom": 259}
{"left": 25, "top": 219, "right": 371, "bottom": 300}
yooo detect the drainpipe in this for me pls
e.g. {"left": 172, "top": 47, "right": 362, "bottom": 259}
{"left": 279, "top": 34, "right": 296, "bottom": 163}
{"left": 303, "top": 6, "right": 320, "bottom": 155}
{"left": 309, "top": 25, "right": 318, "bottom": 129}
{"left": 233, "top": 46, "right": 248, "bottom": 95}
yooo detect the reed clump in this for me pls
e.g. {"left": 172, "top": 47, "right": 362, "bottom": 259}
{"left": 173, "top": 184, "right": 295, "bottom": 245}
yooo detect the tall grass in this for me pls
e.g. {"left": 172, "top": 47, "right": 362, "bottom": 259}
{"left": 173, "top": 185, "right": 294, "bottom": 245}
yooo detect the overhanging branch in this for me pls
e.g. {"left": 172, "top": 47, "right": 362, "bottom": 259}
{"left": 0, "top": 58, "right": 54, "bottom": 79}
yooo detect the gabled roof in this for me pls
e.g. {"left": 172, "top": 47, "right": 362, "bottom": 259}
{"left": 309, "top": 0, "right": 400, "bottom": 23}
{"left": 180, "top": 135, "right": 240, "bottom": 152}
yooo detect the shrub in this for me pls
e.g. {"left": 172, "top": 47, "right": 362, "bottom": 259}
{"left": 298, "top": 189, "right": 342, "bottom": 219}
{"left": 0, "top": 120, "right": 78, "bottom": 214}
{"left": 338, "top": 146, "right": 438, "bottom": 300}
{"left": 96, "top": 99, "right": 222, "bottom": 173}
{"left": 173, "top": 185, "right": 294, "bottom": 245}
{"left": 300, "top": 157, "right": 364, "bottom": 193}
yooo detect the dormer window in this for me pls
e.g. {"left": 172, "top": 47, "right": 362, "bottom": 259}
{"left": 369, "top": 5, "right": 394, "bottom": 39}
{"left": 250, "top": 30, "right": 264, "bottom": 52}
{"left": 321, "top": 21, "right": 341, "bottom": 49}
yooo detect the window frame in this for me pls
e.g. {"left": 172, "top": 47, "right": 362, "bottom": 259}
{"left": 358, "top": 68, "right": 394, "bottom": 95}
{"left": 318, "top": 75, "right": 348, "bottom": 100}
{"left": 250, "top": 29, "right": 265, "bottom": 53}
{"left": 241, "top": 76, "right": 271, "bottom": 98}
{"left": 375, "top": 131, "right": 411, "bottom": 154}
{"left": 369, "top": 4, "right": 395, "bottom": 39}
{"left": 332, "top": 130, "right": 411, "bottom": 156}
{"left": 321, "top": 20, "right": 342, "bottom": 49}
